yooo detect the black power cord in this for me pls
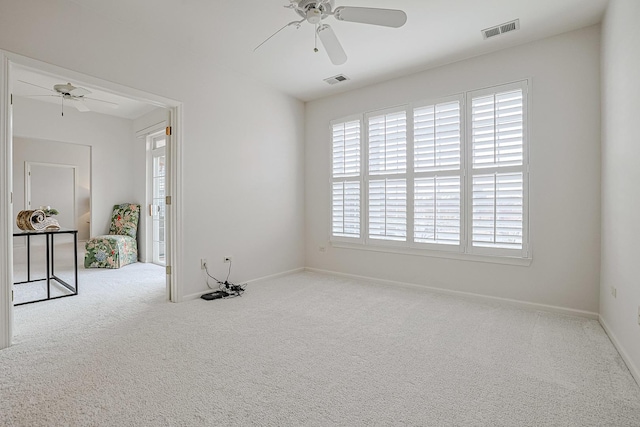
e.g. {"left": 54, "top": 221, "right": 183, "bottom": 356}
{"left": 202, "top": 259, "right": 246, "bottom": 299}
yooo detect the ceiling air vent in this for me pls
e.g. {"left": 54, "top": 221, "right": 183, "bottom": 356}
{"left": 482, "top": 19, "right": 520, "bottom": 40}
{"left": 324, "top": 74, "right": 350, "bottom": 85}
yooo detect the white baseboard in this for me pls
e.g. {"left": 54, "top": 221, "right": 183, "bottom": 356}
{"left": 304, "top": 267, "right": 599, "bottom": 320}
{"left": 598, "top": 316, "right": 640, "bottom": 387}
{"left": 183, "top": 267, "right": 306, "bottom": 301}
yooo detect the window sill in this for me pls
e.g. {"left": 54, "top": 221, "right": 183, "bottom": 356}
{"left": 330, "top": 241, "right": 532, "bottom": 267}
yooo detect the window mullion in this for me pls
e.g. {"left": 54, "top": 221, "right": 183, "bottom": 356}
{"left": 363, "top": 115, "right": 370, "bottom": 244}
{"left": 406, "top": 105, "right": 414, "bottom": 245}
{"left": 464, "top": 92, "right": 472, "bottom": 254}
{"left": 492, "top": 94, "right": 497, "bottom": 166}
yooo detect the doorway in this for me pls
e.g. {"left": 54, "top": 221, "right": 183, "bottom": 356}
{"left": 0, "top": 51, "right": 184, "bottom": 349}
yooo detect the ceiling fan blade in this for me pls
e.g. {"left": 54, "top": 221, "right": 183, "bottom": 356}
{"left": 73, "top": 100, "right": 91, "bottom": 112}
{"left": 254, "top": 20, "right": 305, "bottom": 52}
{"left": 69, "top": 86, "right": 91, "bottom": 97}
{"left": 17, "top": 80, "right": 56, "bottom": 93}
{"left": 333, "top": 7, "right": 407, "bottom": 28}
{"left": 83, "top": 97, "right": 118, "bottom": 109}
{"left": 317, "top": 24, "right": 347, "bottom": 65}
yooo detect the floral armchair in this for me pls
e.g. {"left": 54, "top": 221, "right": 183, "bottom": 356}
{"left": 84, "top": 204, "right": 140, "bottom": 269}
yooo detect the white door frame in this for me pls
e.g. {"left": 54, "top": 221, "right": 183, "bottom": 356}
{"left": 0, "top": 51, "right": 185, "bottom": 350}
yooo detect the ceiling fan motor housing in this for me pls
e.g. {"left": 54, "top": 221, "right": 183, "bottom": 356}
{"left": 53, "top": 83, "right": 76, "bottom": 96}
{"left": 53, "top": 82, "right": 90, "bottom": 99}
{"left": 295, "top": 0, "right": 334, "bottom": 21}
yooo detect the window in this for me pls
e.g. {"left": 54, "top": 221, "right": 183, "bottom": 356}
{"left": 331, "top": 118, "right": 361, "bottom": 240}
{"left": 467, "top": 83, "right": 527, "bottom": 256}
{"left": 367, "top": 108, "right": 407, "bottom": 242}
{"left": 413, "top": 97, "right": 462, "bottom": 248}
{"left": 330, "top": 81, "right": 529, "bottom": 259}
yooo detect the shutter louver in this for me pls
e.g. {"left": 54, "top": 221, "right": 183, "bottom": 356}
{"left": 369, "top": 111, "right": 406, "bottom": 174}
{"left": 472, "top": 172, "right": 523, "bottom": 249}
{"left": 472, "top": 90, "right": 523, "bottom": 169}
{"left": 369, "top": 179, "right": 406, "bottom": 241}
{"left": 414, "top": 101, "right": 461, "bottom": 172}
{"left": 414, "top": 176, "right": 460, "bottom": 245}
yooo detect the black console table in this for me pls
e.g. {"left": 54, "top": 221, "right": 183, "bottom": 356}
{"left": 13, "top": 229, "right": 79, "bottom": 305}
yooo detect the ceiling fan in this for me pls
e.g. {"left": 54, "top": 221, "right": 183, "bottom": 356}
{"left": 18, "top": 80, "right": 118, "bottom": 116}
{"left": 255, "top": 0, "right": 407, "bottom": 65}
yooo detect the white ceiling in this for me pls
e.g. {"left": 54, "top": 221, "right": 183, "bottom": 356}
{"left": 15, "top": 0, "right": 609, "bottom": 110}
{"left": 68, "top": 0, "right": 608, "bottom": 102}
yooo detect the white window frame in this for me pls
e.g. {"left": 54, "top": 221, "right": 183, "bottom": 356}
{"left": 465, "top": 81, "right": 529, "bottom": 258}
{"left": 330, "top": 114, "right": 364, "bottom": 245}
{"left": 364, "top": 105, "right": 409, "bottom": 247}
{"left": 411, "top": 94, "right": 465, "bottom": 253}
{"left": 329, "top": 80, "right": 530, "bottom": 263}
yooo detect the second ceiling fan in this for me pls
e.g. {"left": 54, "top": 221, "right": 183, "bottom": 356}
{"left": 18, "top": 80, "right": 118, "bottom": 116}
{"left": 256, "top": 0, "right": 407, "bottom": 65}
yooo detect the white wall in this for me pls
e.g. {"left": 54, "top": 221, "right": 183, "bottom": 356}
{"left": 12, "top": 136, "right": 91, "bottom": 240}
{"left": 600, "top": 0, "right": 640, "bottom": 381}
{"left": 0, "top": 0, "right": 305, "bottom": 298}
{"left": 12, "top": 97, "right": 137, "bottom": 239}
{"left": 306, "top": 26, "right": 602, "bottom": 314}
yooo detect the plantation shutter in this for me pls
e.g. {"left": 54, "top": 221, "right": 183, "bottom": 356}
{"left": 471, "top": 173, "right": 523, "bottom": 249}
{"left": 414, "top": 101, "right": 461, "bottom": 172}
{"left": 332, "top": 181, "right": 360, "bottom": 238}
{"left": 333, "top": 120, "right": 361, "bottom": 177}
{"left": 414, "top": 176, "right": 460, "bottom": 245}
{"left": 330, "top": 80, "right": 528, "bottom": 259}
{"left": 413, "top": 97, "right": 462, "bottom": 247}
{"left": 369, "top": 179, "right": 406, "bottom": 241}
{"left": 367, "top": 109, "right": 407, "bottom": 241}
{"left": 368, "top": 110, "right": 407, "bottom": 174}
{"left": 468, "top": 82, "right": 527, "bottom": 255}
{"left": 471, "top": 90, "right": 524, "bottom": 168}
{"left": 331, "top": 119, "right": 361, "bottom": 240}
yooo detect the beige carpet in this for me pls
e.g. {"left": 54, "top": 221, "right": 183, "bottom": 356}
{"left": 1, "top": 267, "right": 640, "bottom": 426}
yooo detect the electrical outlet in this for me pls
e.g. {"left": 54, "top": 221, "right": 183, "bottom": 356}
{"left": 223, "top": 256, "right": 232, "bottom": 263}
{"left": 201, "top": 258, "right": 207, "bottom": 269}
{"left": 611, "top": 286, "right": 617, "bottom": 298}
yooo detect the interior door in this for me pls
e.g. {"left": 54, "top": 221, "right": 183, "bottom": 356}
{"left": 149, "top": 134, "right": 166, "bottom": 266}
{"left": 26, "top": 162, "right": 76, "bottom": 231}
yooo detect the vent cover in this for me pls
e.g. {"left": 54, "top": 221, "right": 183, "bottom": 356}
{"left": 482, "top": 19, "right": 520, "bottom": 39}
{"left": 324, "top": 74, "right": 350, "bottom": 85}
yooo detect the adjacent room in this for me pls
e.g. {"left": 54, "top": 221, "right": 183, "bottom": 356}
{"left": 10, "top": 66, "right": 169, "bottom": 305}
{"left": 0, "top": 0, "right": 639, "bottom": 425}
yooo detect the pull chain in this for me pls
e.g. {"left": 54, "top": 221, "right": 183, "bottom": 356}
{"left": 314, "top": 24, "right": 319, "bottom": 52}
